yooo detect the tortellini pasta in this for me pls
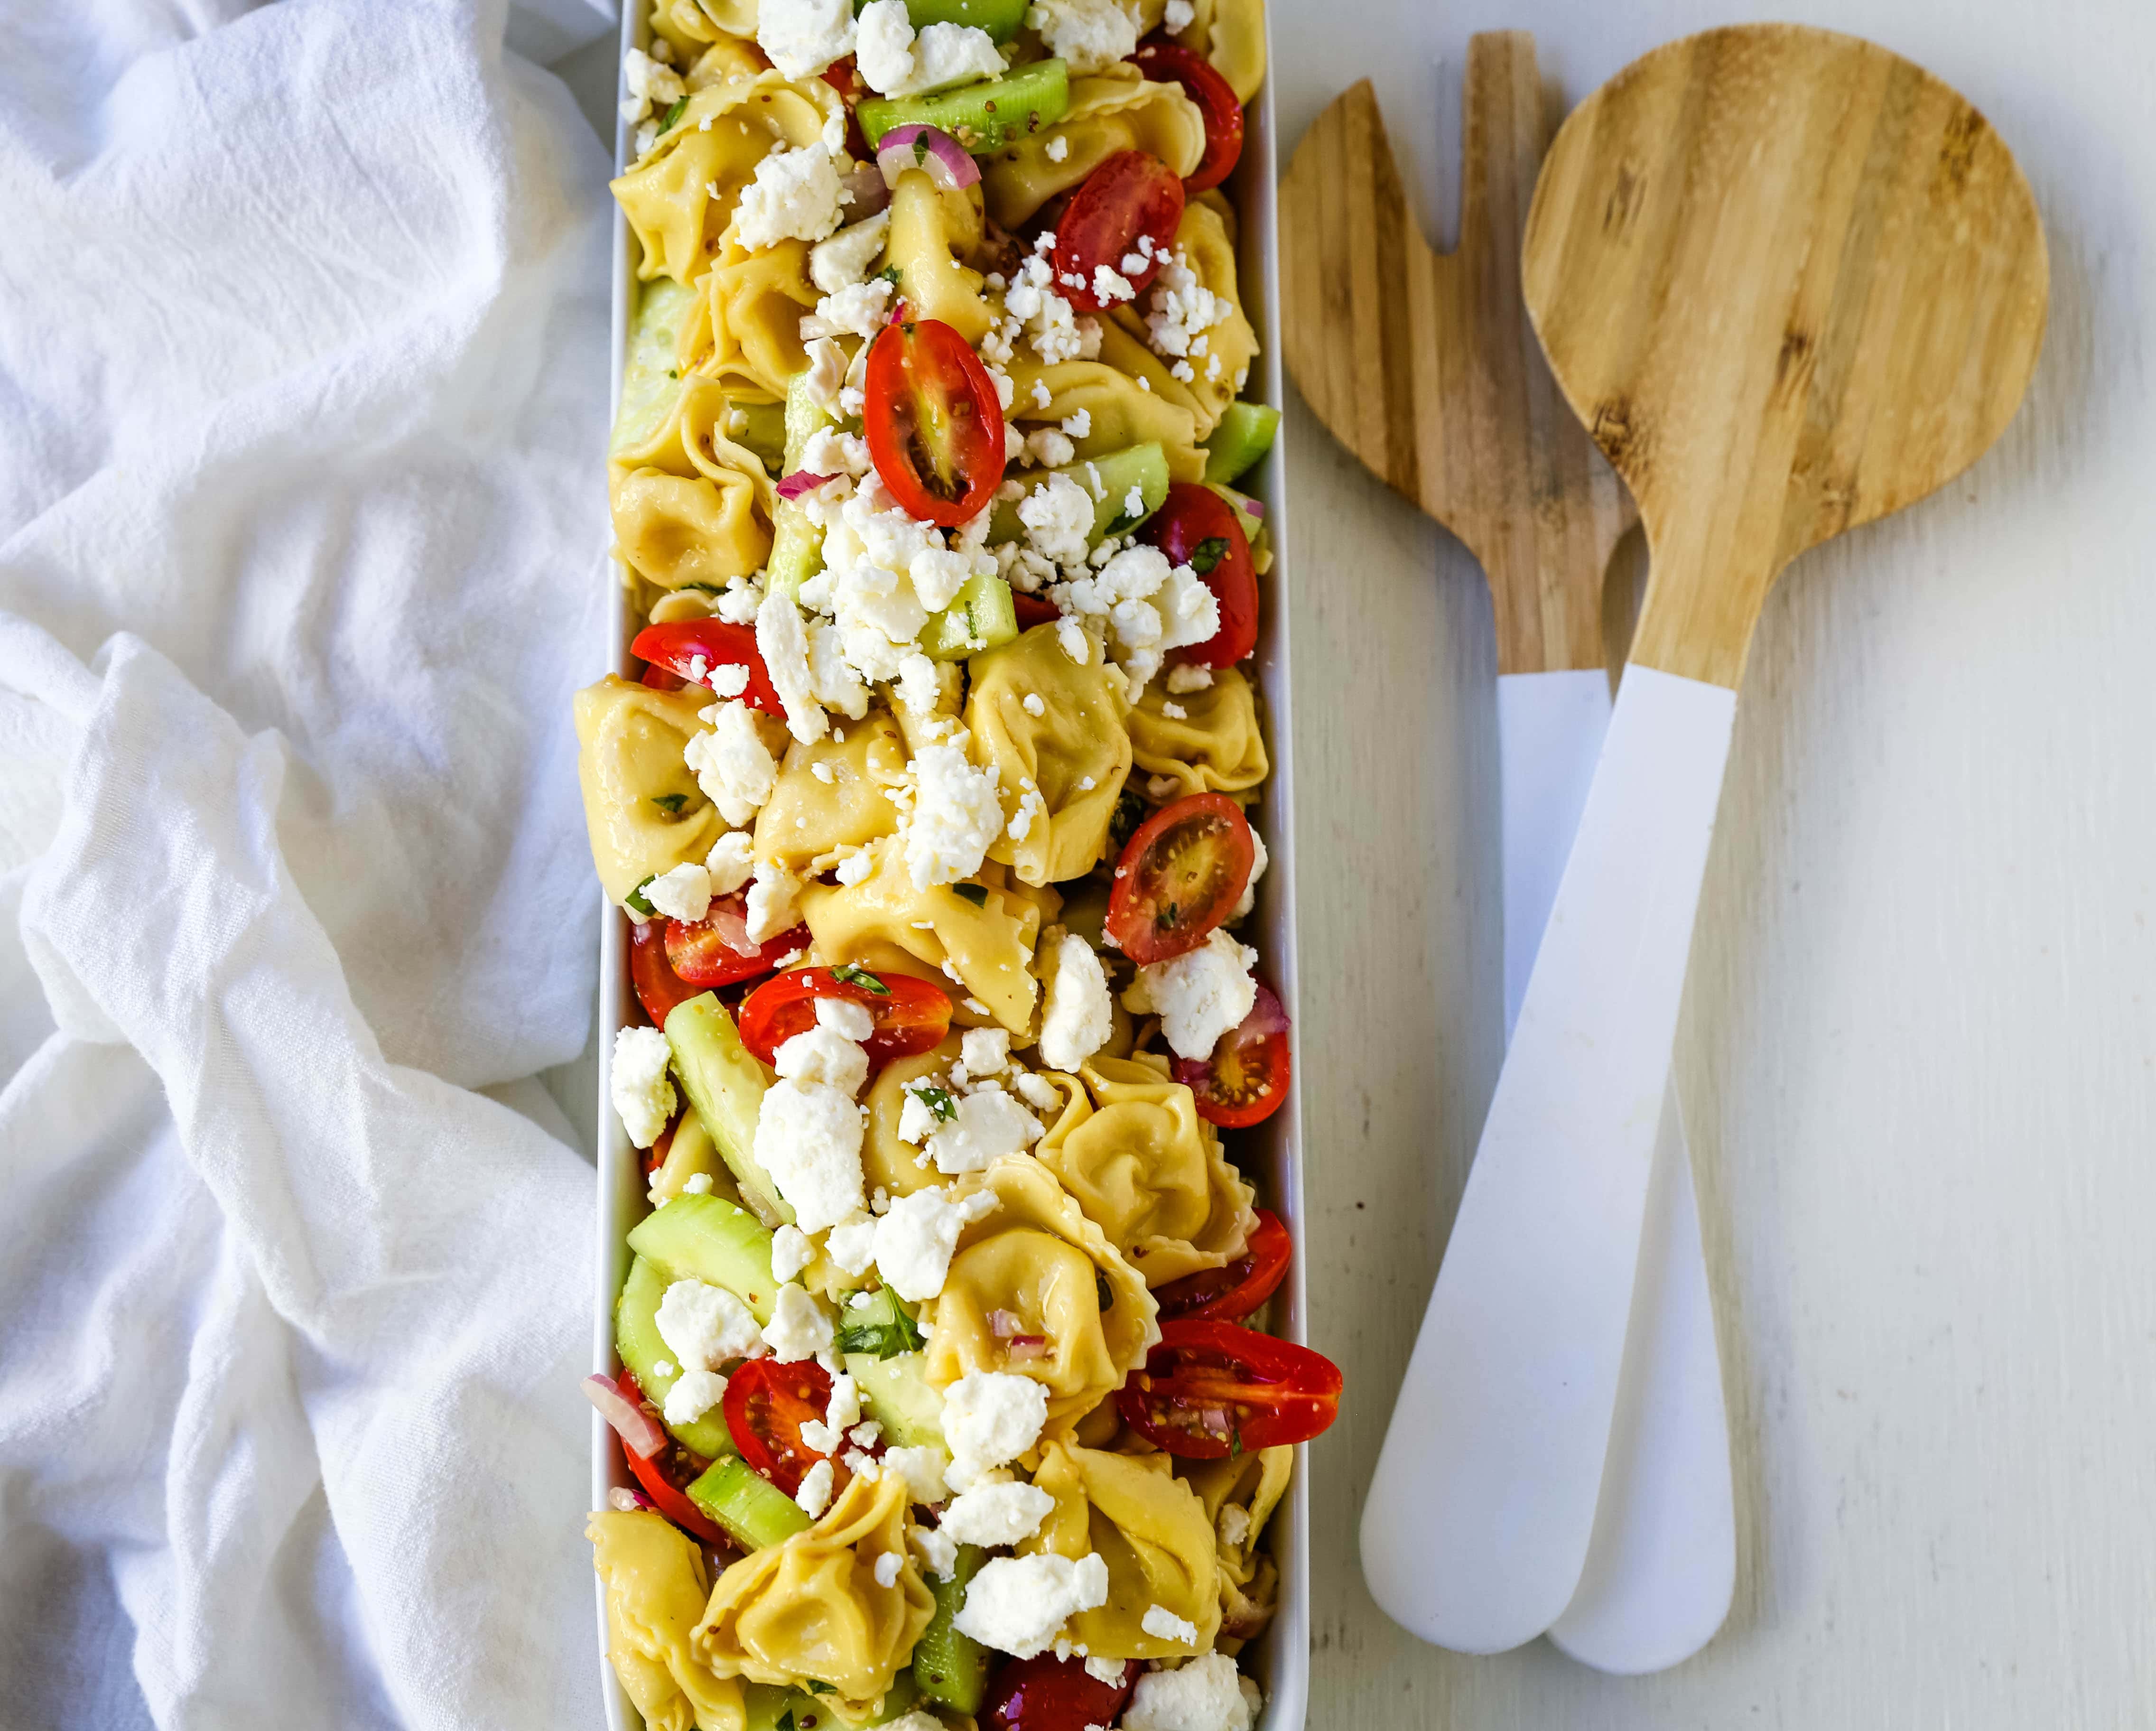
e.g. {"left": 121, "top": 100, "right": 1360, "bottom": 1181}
{"left": 964, "top": 623, "right": 1133, "bottom": 886}
{"left": 1106, "top": 201, "right": 1258, "bottom": 437}
{"left": 885, "top": 170, "right": 993, "bottom": 344}
{"left": 753, "top": 710, "right": 909, "bottom": 873}
{"left": 1000, "top": 357, "right": 1207, "bottom": 482}
{"left": 1173, "top": 0, "right": 1268, "bottom": 103}
{"left": 982, "top": 69, "right": 1206, "bottom": 231}
{"left": 860, "top": 1036, "right": 963, "bottom": 1201}
{"left": 1176, "top": 1445, "right": 1293, "bottom": 1649}
{"left": 611, "top": 375, "right": 777, "bottom": 588}
{"left": 575, "top": 675, "right": 726, "bottom": 903}
{"left": 1033, "top": 1054, "right": 1256, "bottom": 1286}
{"left": 1022, "top": 1439, "right": 1222, "bottom": 1660}
{"left": 929, "top": 1156, "right": 1156, "bottom": 1432}
{"left": 652, "top": 0, "right": 759, "bottom": 55}
{"left": 688, "top": 236, "right": 820, "bottom": 403}
{"left": 1128, "top": 666, "right": 1269, "bottom": 797}
{"left": 589, "top": 1510, "right": 748, "bottom": 1731}
{"left": 693, "top": 1470, "right": 933, "bottom": 1717}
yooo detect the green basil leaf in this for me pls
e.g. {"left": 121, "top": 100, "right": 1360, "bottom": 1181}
{"left": 651, "top": 792, "right": 687, "bottom": 815}
{"left": 830, "top": 962, "right": 891, "bottom": 996}
{"left": 1188, "top": 535, "right": 1230, "bottom": 576}
{"left": 953, "top": 882, "right": 989, "bottom": 907}
{"left": 625, "top": 875, "right": 657, "bottom": 917}
{"left": 659, "top": 96, "right": 688, "bottom": 131}
{"left": 912, "top": 1082, "right": 959, "bottom": 1125}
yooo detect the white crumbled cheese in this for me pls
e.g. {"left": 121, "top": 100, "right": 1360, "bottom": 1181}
{"left": 834, "top": 848, "right": 875, "bottom": 887}
{"left": 683, "top": 699, "right": 776, "bottom": 828}
{"left": 897, "top": 1084, "right": 943, "bottom": 1147}
{"left": 874, "top": 1185, "right": 999, "bottom": 1301}
{"left": 662, "top": 1367, "right": 729, "bottom": 1427}
{"left": 1019, "top": 472, "right": 1095, "bottom": 567}
{"left": 610, "top": 1026, "right": 675, "bottom": 1149}
{"left": 643, "top": 861, "right": 713, "bottom": 923}
{"left": 953, "top": 1552, "right": 1112, "bottom": 1657}
{"left": 1122, "top": 1653, "right": 1257, "bottom": 1731}
{"left": 683, "top": 1173, "right": 714, "bottom": 1195}
{"left": 770, "top": 1223, "right": 814, "bottom": 1283}
{"left": 941, "top": 1369, "right": 1050, "bottom": 1490}
{"left": 754, "top": 1080, "right": 867, "bottom": 1231}
{"left": 801, "top": 1416, "right": 841, "bottom": 1454}
{"left": 1125, "top": 929, "right": 1258, "bottom": 1061}
{"left": 926, "top": 1088, "right": 1045, "bottom": 1174}
{"left": 1060, "top": 408, "right": 1092, "bottom": 440}
{"left": 758, "top": 0, "right": 857, "bottom": 78}
{"left": 763, "top": 1281, "right": 837, "bottom": 1361}
{"left": 621, "top": 46, "right": 685, "bottom": 118}
{"left": 1141, "top": 1604, "right": 1200, "bottom": 1647}
{"left": 1085, "top": 1654, "right": 1127, "bottom": 1684}
{"left": 886, "top": 1445, "right": 952, "bottom": 1507}
{"left": 1165, "top": 661, "right": 1214, "bottom": 695}
{"left": 1145, "top": 247, "right": 1232, "bottom": 360}
{"left": 857, "top": 0, "right": 1008, "bottom": 96}
{"left": 1162, "top": 700, "right": 1188, "bottom": 720}
{"left": 1039, "top": 931, "right": 1114, "bottom": 1071}
{"left": 707, "top": 663, "right": 750, "bottom": 700}
{"left": 803, "top": 335, "right": 851, "bottom": 414}
{"left": 1217, "top": 1503, "right": 1252, "bottom": 1547}
{"left": 802, "top": 274, "right": 895, "bottom": 342}
{"left": 905, "top": 740, "right": 1004, "bottom": 888}
{"left": 1231, "top": 827, "right": 1268, "bottom": 920}
{"left": 1092, "top": 264, "right": 1136, "bottom": 305}
{"left": 960, "top": 1027, "right": 1010, "bottom": 1074}
{"left": 744, "top": 860, "right": 804, "bottom": 943}
{"left": 756, "top": 591, "right": 826, "bottom": 742}
{"left": 775, "top": 1024, "right": 871, "bottom": 1098}
{"left": 823, "top": 1371, "right": 861, "bottom": 1433}
{"left": 815, "top": 996, "right": 876, "bottom": 1043}
{"left": 711, "top": 574, "right": 764, "bottom": 626}
{"left": 1050, "top": 545, "right": 1217, "bottom": 687}
{"left": 874, "top": 1551, "right": 903, "bottom": 1589}
{"left": 734, "top": 144, "right": 846, "bottom": 253}
{"left": 795, "top": 1457, "right": 836, "bottom": 1519}
{"left": 1012, "top": 1071, "right": 1062, "bottom": 1113}
{"left": 1123, "top": 484, "right": 1147, "bottom": 521}
{"left": 1024, "top": 0, "right": 1139, "bottom": 74}
{"left": 656, "top": 1277, "right": 769, "bottom": 1370}
{"left": 810, "top": 209, "right": 892, "bottom": 295}
{"left": 1019, "top": 691, "right": 1048, "bottom": 720}
{"left": 1164, "top": 0, "right": 1195, "bottom": 28}
{"left": 910, "top": 1521, "right": 961, "bottom": 1579}
{"left": 1056, "top": 617, "right": 1092, "bottom": 664}
{"left": 825, "top": 1214, "right": 881, "bottom": 1275}
{"left": 1025, "top": 428, "right": 1078, "bottom": 470}
{"left": 911, "top": 543, "right": 976, "bottom": 613}
{"left": 651, "top": 1359, "right": 677, "bottom": 1379}
{"left": 941, "top": 1478, "right": 1056, "bottom": 1547}
{"left": 1045, "top": 134, "right": 1070, "bottom": 163}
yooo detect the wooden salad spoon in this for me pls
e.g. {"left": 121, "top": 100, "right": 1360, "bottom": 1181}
{"left": 1368, "top": 23, "right": 2048, "bottom": 1656}
{"left": 1282, "top": 39, "right": 1735, "bottom": 1670}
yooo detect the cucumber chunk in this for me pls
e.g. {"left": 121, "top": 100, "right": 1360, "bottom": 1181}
{"left": 910, "top": 1544, "right": 990, "bottom": 1714}
{"left": 835, "top": 1287, "right": 926, "bottom": 1360}
{"left": 989, "top": 443, "right": 1170, "bottom": 546}
{"left": 732, "top": 399, "right": 789, "bottom": 472}
{"left": 846, "top": 1350, "right": 946, "bottom": 1449}
{"left": 613, "top": 278, "right": 696, "bottom": 456}
{"left": 628, "top": 1191, "right": 782, "bottom": 1322}
{"left": 1205, "top": 481, "right": 1262, "bottom": 544}
{"left": 766, "top": 371, "right": 836, "bottom": 602}
{"left": 1200, "top": 400, "right": 1281, "bottom": 485}
{"left": 688, "top": 1457, "right": 812, "bottom": 1550}
{"left": 745, "top": 1675, "right": 921, "bottom": 1731}
{"left": 920, "top": 572, "right": 1019, "bottom": 661}
{"left": 858, "top": 60, "right": 1069, "bottom": 154}
{"left": 663, "top": 992, "right": 790, "bottom": 1225}
{"left": 615, "top": 1252, "right": 740, "bottom": 1459}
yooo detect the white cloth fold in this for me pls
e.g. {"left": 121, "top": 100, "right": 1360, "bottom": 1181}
{"left": 0, "top": 0, "right": 620, "bottom": 1724}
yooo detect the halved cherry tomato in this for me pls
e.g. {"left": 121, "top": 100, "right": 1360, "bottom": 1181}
{"left": 613, "top": 1369, "right": 728, "bottom": 1546}
{"left": 1115, "top": 1318, "right": 1342, "bottom": 1459}
{"left": 1142, "top": 482, "right": 1257, "bottom": 667}
{"left": 1174, "top": 981, "right": 1291, "bottom": 1126}
{"left": 665, "top": 891, "right": 809, "bottom": 990}
{"left": 1154, "top": 1208, "right": 1292, "bottom": 1321}
{"left": 724, "top": 1357, "right": 842, "bottom": 1498}
{"left": 1051, "top": 150, "right": 1184, "bottom": 311}
{"left": 983, "top": 1654, "right": 1139, "bottom": 1731}
{"left": 1012, "top": 591, "right": 1061, "bottom": 631}
{"left": 1131, "top": 38, "right": 1245, "bottom": 193}
{"left": 864, "top": 317, "right": 1006, "bottom": 527}
{"left": 631, "top": 620, "right": 784, "bottom": 717}
{"left": 630, "top": 917, "right": 706, "bottom": 1027}
{"left": 644, "top": 1112, "right": 681, "bottom": 1179}
{"left": 736, "top": 966, "right": 953, "bottom": 1070}
{"left": 1104, "top": 792, "right": 1255, "bottom": 965}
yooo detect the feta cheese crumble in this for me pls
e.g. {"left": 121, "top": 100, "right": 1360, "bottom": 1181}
{"left": 770, "top": 1223, "right": 814, "bottom": 1283}
{"left": 941, "top": 1369, "right": 1049, "bottom": 1490}
{"left": 753, "top": 1079, "right": 867, "bottom": 1231}
{"left": 940, "top": 1478, "right": 1056, "bottom": 1547}
{"left": 1121, "top": 1653, "right": 1259, "bottom": 1731}
{"left": 643, "top": 861, "right": 713, "bottom": 923}
{"left": 663, "top": 1368, "right": 728, "bottom": 1427}
{"left": 684, "top": 699, "right": 777, "bottom": 826}
{"left": 656, "top": 1277, "right": 768, "bottom": 1370}
{"left": 857, "top": 0, "right": 1007, "bottom": 96}
{"left": 810, "top": 210, "right": 892, "bottom": 295}
{"left": 953, "top": 1552, "right": 1111, "bottom": 1657}
{"left": 774, "top": 1022, "right": 871, "bottom": 1098}
{"left": 1124, "top": 928, "right": 1259, "bottom": 1061}
{"left": 885, "top": 1444, "right": 951, "bottom": 1507}
{"left": 926, "top": 1087, "right": 1045, "bottom": 1174}
{"left": 960, "top": 1027, "right": 1010, "bottom": 1074}
{"left": 873, "top": 1185, "right": 999, "bottom": 1301}
{"left": 1039, "top": 931, "right": 1114, "bottom": 1071}
{"left": 734, "top": 145, "right": 846, "bottom": 251}
{"left": 795, "top": 1457, "right": 836, "bottom": 1519}
{"left": 762, "top": 1281, "right": 836, "bottom": 1362}
{"left": 757, "top": 0, "right": 857, "bottom": 79}
{"left": 610, "top": 1026, "right": 675, "bottom": 1149}
{"left": 904, "top": 740, "right": 1005, "bottom": 887}
{"left": 1024, "top": 0, "right": 1140, "bottom": 74}
{"left": 1141, "top": 1604, "right": 1200, "bottom": 1646}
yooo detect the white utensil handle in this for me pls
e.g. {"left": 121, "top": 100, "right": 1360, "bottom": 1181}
{"left": 1491, "top": 671, "right": 1737, "bottom": 1671}
{"left": 1361, "top": 664, "right": 1736, "bottom": 1654}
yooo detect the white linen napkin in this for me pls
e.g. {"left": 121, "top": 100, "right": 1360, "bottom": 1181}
{"left": 0, "top": 0, "right": 622, "bottom": 1724}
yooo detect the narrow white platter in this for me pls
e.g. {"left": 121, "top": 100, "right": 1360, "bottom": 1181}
{"left": 588, "top": 9, "right": 1306, "bottom": 1727}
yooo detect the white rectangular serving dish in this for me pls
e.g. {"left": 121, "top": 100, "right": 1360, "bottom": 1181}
{"left": 589, "top": 12, "right": 1306, "bottom": 1727}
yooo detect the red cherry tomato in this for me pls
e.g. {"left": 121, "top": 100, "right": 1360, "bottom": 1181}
{"left": 819, "top": 57, "right": 872, "bottom": 158}
{"left": 1104, "top": 792, "right": 1255, "bottom": 965}
{"left": 613, "top": 1369, "right": 728, "bottom": 1546}
{"left": 983, "top": 1654, "right": 1140, "bottom": 1731}
{"left": 864, "top": 317, "right": 1006, "bottom": 528}
{"left": 665, "top": 891, "right": 808, "bottom": 990}
{"left": 1141, "top": 482, "right": 1257, "bottom": 667}
{"left": 723, "top": 1357, "right": 844, "bottom": 1499}
{"left": 1115, "top": 1318, "right": 1342, "bottom": 1459}
{"left": 1154, "top": 1209, "right": 1292, "bottom": 1322}
{"left": 1174, "top": 981, "right": 1291, "bottom": 1126}
{"left": 736, "top": 966, "right": 954, "bottom": 1070}
{"left": 631, "top": 620, "right": 784, "bottom": 717}
{"left": 640, "top": 662, "right": 687, "bottom": 692}
{"left": 630, "top": 917, "right": 706, "bottom": 1028}
{"left": 1131, "top": 38, "right": 1245, "bottom": 193}
{"left": 1011, "top": 592, "right": 1061, "bottom": 631}
{"left": 1051, "top": 150, "right": 1184, "bottom": 311}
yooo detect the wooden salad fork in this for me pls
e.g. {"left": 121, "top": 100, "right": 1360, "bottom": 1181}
{"left": 1282, "top": 37, "right": 1735, "bottom": 1670}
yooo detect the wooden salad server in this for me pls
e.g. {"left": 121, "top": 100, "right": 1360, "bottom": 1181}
{"left": 1366, "top": 23, "right": 2048, "bottom": 1657}
{"left": 1281, "top": 38, "right": 1736, "bottom": 1670}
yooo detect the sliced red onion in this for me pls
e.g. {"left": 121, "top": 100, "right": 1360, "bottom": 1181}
{"left": 840, "top": 162, "right": 892, "bottom": 218}
{"left": 988, "top": 1308, "right": 1025, "bottom": 1337}
{"left": 607, "top": 1485, "right": 654, "bottom": 1513}
{"left": 707, "top": 899, "right": 761, "bottom": 958}
{"left": 1242, "top": 981, "right": 1291, "bottom": 1038}
{"left": 776, "top": 470, "right": 836, "bottom": 501}
{"left": 1241, "top": 496, "right": 1265, "bottom": 519}
{"left": 584, "top": 1373, "right": 668, "bottom": 1460}
{"left": 876, "top": 123, "right": 981, "bottom": 193}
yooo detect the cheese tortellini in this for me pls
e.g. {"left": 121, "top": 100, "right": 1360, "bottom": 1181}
{"left": 611, "top": 375, "right": 777, "bottom": 588}
{"left": 982, "top": 68, "right": 1206, "bottom": 231}
{"left": 1173, "top": 0, "right": 1268, "bottom": 102}
{"left": 690, "top": 236, "right": 822, "bottom": 402}
{"left": 753, "top": 711, "right": 909, "bottom": 874}
{"left": 1128, "top": 666, "right": 1269, "bottom": 797}
{"left": 1106, "top": 202, "right": 1258, "bottom": 437}
{"left": 575, "top": 675, "right": 726, "bottom": 904}
{"left": 1177, "top": 1445, "right": 1294, "bottom": 1650}
{"left": 1002, "top": 357, "right": 1208, "bottom": 483}
{"left": 885, "top": 170, "right": 993, "bottom": 344}
{"left": 589, "top": 1511, "right": 747, "bottom": 1731}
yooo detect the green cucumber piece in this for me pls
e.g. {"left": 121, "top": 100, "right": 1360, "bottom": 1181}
{"left": 989, "top": 443, "right": 1170, "bottom": 546}
{"left": 920, "top": 572, "right": 1018, "bottom": 661}
{"left": 663, "top": 993, "right": 790, "bottom": 1225}
{"left": 613, "top": 278, "right": 697, "bottom": 456}
{"left": 687, "top": 1456, "right": 812, "bottom": 1550}
{"left": 745, "top": 1675, "right": 920, "bottom": 1731}
{"left": 855, "top": 0, "right": 1028, "bottom": 39}
{"left": 628, "top": 1191, "right": 782, "bottom": 1322}
{"left": 910, "top": 1544, "right": 990, "bottom": 1714}
{"left": 1205, "top": 481, "right": 1262, "bottom": 544}
{"left": 845, "top": 1350, "right": 945, "bottom": 1449}
{"left": 766, "top": 371, "right": 836, "bottom": 602}
{"left": 835, "top": 1287, "right": 926, "bottom": 1360}
{"left": 732, "top": 399, "right": 789, "bottom": 471}
{"left": 1200, "top": 400, "right": 1280, "bottom": 485}
{"left": 858, "top": 60, "right": 1069, "bottom": 155}
{"left": 615, "top": 1253, "right": 738, "bottom": 1459}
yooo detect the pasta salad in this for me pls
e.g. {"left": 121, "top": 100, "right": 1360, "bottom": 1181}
{"left": 574, "top": 2, "right": 1338, "bottom": 1728}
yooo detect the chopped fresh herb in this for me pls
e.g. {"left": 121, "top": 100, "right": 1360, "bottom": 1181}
{"left": 1228, "top": 1417, "right": 1245, "bottom": 1459}
{"left": 953, "top": 882, "right": 989, "bottom": 907}
{"left": 1110, "top": 790, "right": 1148, "bottom": 851}
{"left": 802, "top": 1681, "right": 835, "bottom": 1698}
{"left": 911, "top": 1082, "right": 959, "bottom": 1125}
{"left": 876, "top": 264, "right": 903, "bottom": 288}
{"left": 659, "top": 96, "right": 688, "bottom": 132}
{"left": 1156, "top": 902, "right": 1180, "bottom": 930}
{"left": 1105, "top": 510, "right": 1141, "bottom": 536}
{"left": 777, "top": 1710, "right": 796, "bottom": 1731}
{"left": 651, "top": 792, "right": 687, "bottom": 815}
{"left": 830, "top": 962, "right": 891, "bottom": 996}
{"left": 913, "top": 136, "right": 931, "bottom": 166}
{"left": 1188, "top": 535, "right": 1231, "bottom": 576}
{"left": 625, "top": 875, "right": 658, "bottom": 917}
{"left": 1096, "top": 1271, "right": 1114, "bottom": 1312}
{"left": 836, "top": 1289, "right": 927, "bottom": 1359}
{"left": 666, "top": 367, "right": 679, "bottom": 380}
